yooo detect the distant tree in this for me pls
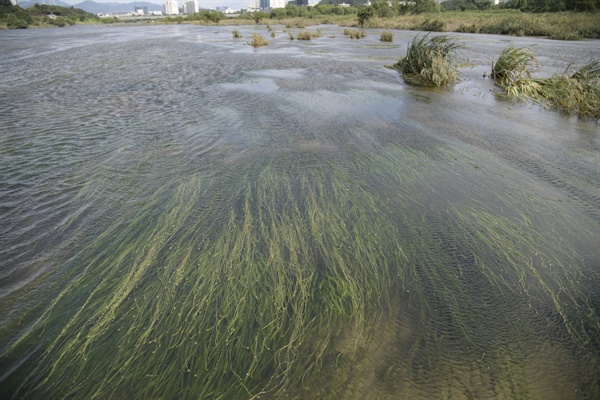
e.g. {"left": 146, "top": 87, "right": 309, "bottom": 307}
{"left": 572, "top": 0, "right": 597, "bottom": 10}
{"left": 252, "top": 11, "right": 268, "bottom": 24}
{"left": 198, "top": 10, "right": 223, "bottom": 23}
{"left": 502, "top": 0, "right": 597, "bottom": 11}
{"left": 270, "top": 8, "right": 286, "bottom": 19}
{"left": 49, "top": 16, "right": 68, "bottom": 26}
{"left": 320, "top": 0, "right": 363, "bottom": 5}
{"left": 412, "top": 0, "right": 440, "bottom": 13}
{"left": 357, "top": 6, "right": 374, "bottom": 27}
{"left": 442, "top": 0, "right": 491, "bottom": 11}
{"left": 282, "top": 4, "right": 310, "bottom": 17}
{"left": 6, "top": 13, "right": 29, "bottom": 28}
{"left": 372, "top": 0, "right": 395, "bottom": 17}
{"left": 1, "top": 0, "right": 34, "bottom": 27}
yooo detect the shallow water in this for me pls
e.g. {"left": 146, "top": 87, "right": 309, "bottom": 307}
{"left": 0, "top": 25, "right": 599, "bottom": 399}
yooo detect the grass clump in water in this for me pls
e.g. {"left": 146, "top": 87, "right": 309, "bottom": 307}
{"left": 232, "top": 29, "right": 242, "bottom": 38}
{"left": 250, "top": 33, "right": 269, "bottom": 47}
{"left": 380, "top": 31, "right": 394, "bottom": 42}
{"left": 390, "top": 34, "right": 461, "bottom": 87}
{"left": 491, "top": 45, "right": 539, "bottom": 87}
{"left": 297, "top": 30, "right": 322, "bottom": 40}
{"left": 344, "top": 28, "right": 366, "bottom": 39}
{"left": 493, "top": 46, "right": 600, "bottom": 118}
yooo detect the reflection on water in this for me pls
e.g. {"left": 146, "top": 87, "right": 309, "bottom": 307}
{"left": 1, "top": 25, "right": 599, "bottom": 399}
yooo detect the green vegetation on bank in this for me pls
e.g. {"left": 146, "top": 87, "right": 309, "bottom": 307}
{"left": 219, "top": 7, "right": 599, "bottom": 40}
{"left": 0, "top": 0, "right": 99, "bottom": 29}
{"left": 2, "top": 0, "right": 599, "bottom": 41}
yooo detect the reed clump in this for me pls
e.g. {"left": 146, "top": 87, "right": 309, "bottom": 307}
{"left": 232, "top": 29, "right": 242, "bottom": 38}
{"left": 390, "top": 34, "right": 461, "bottom": 87}
{"left": 297, "top": 30, "right": 322, "bottom": 40}
{"left": 493, "top": 46, "right": 600, "bottom": 118}
{"left": 344, "top": 28, "right": 366, "bottom": 39}
{"left": 297, "top": 31, "right": 312, "bottom": 40}
{"left": 491, "top": 45, "right": 539, "bottom": 87}
{"left": 380, "top": 31, "right": 394, "bottom": 42}
{"left": 250, "top": 33, "right": 269, "bottom": 47}
{"left": 534, "top": 63, "right": 600, "bottom": 118}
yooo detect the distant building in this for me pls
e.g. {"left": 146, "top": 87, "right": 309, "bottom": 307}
{"left": 259, "top": 0, "right": 287, "bottom": 10}
{"left": 134, "top": 6, "right": 148, "bottom": 15}
{"left": 164, "top": 0, "right": 179, "bottom": 15}
{"left": 246, "top": 0, "right": 260, "bottom": 10}
{"left": 184, "top": 0, "right": 198, "bottom": 14}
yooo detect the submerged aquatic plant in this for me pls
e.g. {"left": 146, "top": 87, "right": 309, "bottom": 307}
{"left": 2, "top": 141, "right": 598, "bottom": 399}
{"left": 390, "top": 34, "right": 461, "bottom": 87}
{"left": 493, "top": 46, "right": 600, "bottom": 118}
{"left": 2, "top": 157, "right": 406, "bottom": 399}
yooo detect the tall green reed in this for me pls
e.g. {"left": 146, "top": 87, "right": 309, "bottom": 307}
{"left": 390, "top": 34, "right": 461, "bottom": 87}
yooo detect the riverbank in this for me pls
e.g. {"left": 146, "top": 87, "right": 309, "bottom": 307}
{"left": 2, "top": 6, "right": 600, "bottom": 40}
{"left": 168, "top": 10, "right": 600, "bottom": 40}
{"left": 357, "top": 11, "right": 600, "bottom": 40}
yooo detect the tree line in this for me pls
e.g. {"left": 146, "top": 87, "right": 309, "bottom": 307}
{"left": 0, "top": 0, "right": 99, "bottom": 29}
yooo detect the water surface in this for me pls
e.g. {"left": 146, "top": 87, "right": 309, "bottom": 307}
{"left": 1, "top": 25, "right": 599, "bottom": 399}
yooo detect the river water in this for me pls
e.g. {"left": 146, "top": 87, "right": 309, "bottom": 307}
{"left": 0, "top": 24, "right": 599, "bottom": 399}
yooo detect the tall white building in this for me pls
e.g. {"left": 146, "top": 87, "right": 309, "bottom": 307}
{"left": 271, "top": 0, "right": 287, "bottom": 8}
{"left": 164, "top": 0, "right": 179, "bottom": 15}
{"left": 259, "top": 0, "right": 287, "bottom": 9}
{"left": 184, "top": 0, "right": 199, "bottom": 14}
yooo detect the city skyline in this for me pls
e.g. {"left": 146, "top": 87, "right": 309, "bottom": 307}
{"left": 53, "top": 0, "right": 266, "bottom": 10}
{"left": 53, "top": 0, "right": 321, "bottom": 8}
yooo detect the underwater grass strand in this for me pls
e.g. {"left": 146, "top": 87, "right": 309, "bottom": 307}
{"left": 2, "top": 134, "right": 599, "bottom": 399}
{"left": 7, "top": 155, "right": 411, "bottom": 398}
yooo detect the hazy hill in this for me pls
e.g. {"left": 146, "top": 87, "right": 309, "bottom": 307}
{"left": 16, "top": 0, "right": 70, "bottom": 7}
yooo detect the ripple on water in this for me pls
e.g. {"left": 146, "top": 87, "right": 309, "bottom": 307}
{"left": 0, "top": 25, "right": 599, "bottom": 400}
